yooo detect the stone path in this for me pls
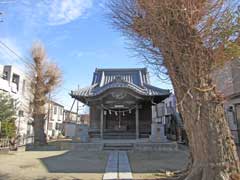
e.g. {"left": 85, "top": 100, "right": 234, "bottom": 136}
{"left": 103, "top": 151, "right": 133, "bottom": 180}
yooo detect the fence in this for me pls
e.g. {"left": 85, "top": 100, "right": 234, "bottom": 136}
{"left": 0, "top": 135, "right": 34, "bottom": 151}
{"left": 0, "top": 138, "right": 10, "bottom": 151}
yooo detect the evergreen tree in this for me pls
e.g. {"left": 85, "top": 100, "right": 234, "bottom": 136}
{"left": 0, "top": 92, "right": 16, "bottom": 138}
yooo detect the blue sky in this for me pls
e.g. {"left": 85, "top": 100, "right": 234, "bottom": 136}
{"left": 0, "top": 0, "right": 172, "bottom": 111}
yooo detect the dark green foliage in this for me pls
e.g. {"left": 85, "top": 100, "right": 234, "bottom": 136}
{"left": 0, "top": 92, "right": 16, "bottom": 138}
{"left": 1, "top": 119, "right": 16, "bottom": 138}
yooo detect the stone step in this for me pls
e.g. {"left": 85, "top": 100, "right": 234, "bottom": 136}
{"left": 103, "top": 136, "right": 136, "bottom": 140}
{"left": 103, "top": 143, "right": 133, "bottom": 151}
{"left": 103, "top": 147, "right": 133, "bottom": 151}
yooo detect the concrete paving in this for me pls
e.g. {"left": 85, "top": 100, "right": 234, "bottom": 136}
{"left": 103, "top": 151, "right": 133, "bottom": 180}
{"left": 103, "top": 151, "right": 118, "bottom": 180}
{"left": 118, "top": 151, "right": 133, "bottom": 180}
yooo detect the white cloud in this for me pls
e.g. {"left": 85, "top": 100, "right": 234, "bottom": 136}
{"left": 48, "top": 0, "right": 93, "bottom": 25}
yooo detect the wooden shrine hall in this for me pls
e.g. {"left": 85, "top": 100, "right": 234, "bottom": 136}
{"left": 70, "top": 68, "right": 170, "bottom": 139}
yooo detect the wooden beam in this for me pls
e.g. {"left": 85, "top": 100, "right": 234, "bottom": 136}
{"left": 136, "top": 104, "right": 139, "bottom": 139}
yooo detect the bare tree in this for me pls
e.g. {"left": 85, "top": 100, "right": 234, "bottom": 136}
{"left": 108, "top": 0, "right": 240, "bottom": 179}
{"left": 31, "top": 42, "right": 61, "bottom": 145}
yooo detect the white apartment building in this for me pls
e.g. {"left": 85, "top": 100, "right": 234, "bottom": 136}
{"left": 45, "top": 100, "right": 64, "bottom": 139}
{"left": 0, "top": 65, "right": 33, "bottom": 137}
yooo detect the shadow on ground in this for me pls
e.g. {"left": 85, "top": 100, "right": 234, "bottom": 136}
{"left": 128, "top": 151, "right": 189, "bottom": 174}
{"left": 0, "top": 173, "right": 84, "bottom": 180}
{"left": 40, "top": 150, "right": 107, "bottom": 173}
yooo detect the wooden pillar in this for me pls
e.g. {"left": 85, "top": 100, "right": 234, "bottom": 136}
{"left": 136, "top": 104, "right": 139, "bottom": 139}
{"left": 100, "top": 107, "right": 104, "bottom": 139}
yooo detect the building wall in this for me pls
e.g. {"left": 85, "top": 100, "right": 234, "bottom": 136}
{"left": 223, "top": 99, "right": 240, "bottom": 143}
{"left": 0, "top": 65, "right": 3, "bottom": 77}
{"left": 80, "top": 114, "right": 90, "bottom": 125}
{"left": 0, "top": 65, "right": 33, "bottom": 137}
{"left": 212, "top": 61, "right": 234, "bottom": 97}
{"left": 213, "top": 59, "right": 240, "bottom": 143}
{"left": 45, "top": 101, "right": 64, "bottom": 138}
{"left": 231, "top": 60, "right": 240, "bottom": 94}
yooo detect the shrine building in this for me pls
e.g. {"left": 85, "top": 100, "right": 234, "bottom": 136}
{"left": 70, "top": 68, "right": 170, "bottom": 139}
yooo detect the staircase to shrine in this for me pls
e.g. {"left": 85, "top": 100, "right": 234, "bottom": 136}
{"left": 103, "top": 131, "right": 136, "bottom": 139}
{"left": 89, "top": 131, "right": 150, "bottom": 139}
{"left": 103, "top": 142, "right": 134, "bottom": 151}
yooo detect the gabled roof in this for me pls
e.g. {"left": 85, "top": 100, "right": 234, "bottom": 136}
{"left": 70, "top": 68, "right": 170, "bottom": 102}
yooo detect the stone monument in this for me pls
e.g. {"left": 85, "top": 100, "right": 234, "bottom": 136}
{"left": 150, "top": 104, "right": 167, "bottom": 142}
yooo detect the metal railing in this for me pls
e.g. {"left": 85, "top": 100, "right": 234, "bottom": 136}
{"left": 0, "top": 135, "right": 34, "bottom": 151}
{"left": 0, "top": 138, "right": 10, "bottom": 150}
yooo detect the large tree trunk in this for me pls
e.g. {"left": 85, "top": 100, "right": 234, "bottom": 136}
{"left": 107, "top": 0, "right": 240, "bottom": 178}
{"left": 172, "top": 77, "right": 240, "bottom": 180}
{"left": 33, "top": 114, "right": 47, "bottom": 145}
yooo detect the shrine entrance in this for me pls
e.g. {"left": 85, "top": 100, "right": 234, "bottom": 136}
{"left": 104, "top": 108, "right": 136, "bottom": 133}
{"left": 101, "top": 104, "right": 138, "bottom": 139}
{"left": 102, "top": 108, "right": 137, "bottom": 139}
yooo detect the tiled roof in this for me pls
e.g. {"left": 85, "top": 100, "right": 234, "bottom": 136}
{"left": 92, "top": 68, "right": 149, "bottom": 87}
{"left": 70, "top": 68, "right": 170, "bottom": 99}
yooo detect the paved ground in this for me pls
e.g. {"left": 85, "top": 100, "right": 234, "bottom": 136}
{"left": 0, "top": 148, "right": 189, "bottom": 180}
{"left": 0, "top": 150, "right": 108, "bottom": 180}
{"left": 128, "top": 151, "right": 189, "bottom": 180}
{"left": 103, "top": 151, "right": 133, "bottom": 180}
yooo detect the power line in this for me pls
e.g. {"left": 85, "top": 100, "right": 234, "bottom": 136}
{"left": 0, "top": 40, "right": 33, "bottom": 68}
{"left": 0, "top": 40, "right": 31, "bottom": 64}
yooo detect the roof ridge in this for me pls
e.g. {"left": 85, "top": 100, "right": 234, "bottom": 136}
{"left": 95, "top": 68, "right": 147, "bottom": 72}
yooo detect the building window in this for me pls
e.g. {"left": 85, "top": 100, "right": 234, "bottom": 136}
{"left": 2, "top": 71, "right": 8, "bottom": 80}
{"left": 12, "top": 74, "right": 20, "bottom": 90}
{"left": 55, "top": 123, "right": 62, "bottom": 130}
{"left": 54, "top": 106, "right": 57, "bottom": 114}
{"left": 18, "top": 110, "right": 24, "bottom": 117}
{"left": 60, "top": 107, "right": 63, "bottom": 115}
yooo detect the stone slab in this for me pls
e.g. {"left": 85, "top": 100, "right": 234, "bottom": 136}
{"left": 103, "top": 151, "right": 133, "bottom": 180}
{"left": 103, "top": 151, "right": 118, "bottom": 180}
{"left": 118, "top": 151, "right": 133, "bottom": 180}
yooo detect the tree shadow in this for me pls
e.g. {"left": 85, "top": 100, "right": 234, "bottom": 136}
{"left": 40, "top": 150, "right": 107, "bottom": 173}
{"left": 128, "top": 150, "right": 189, "bottom": 174}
